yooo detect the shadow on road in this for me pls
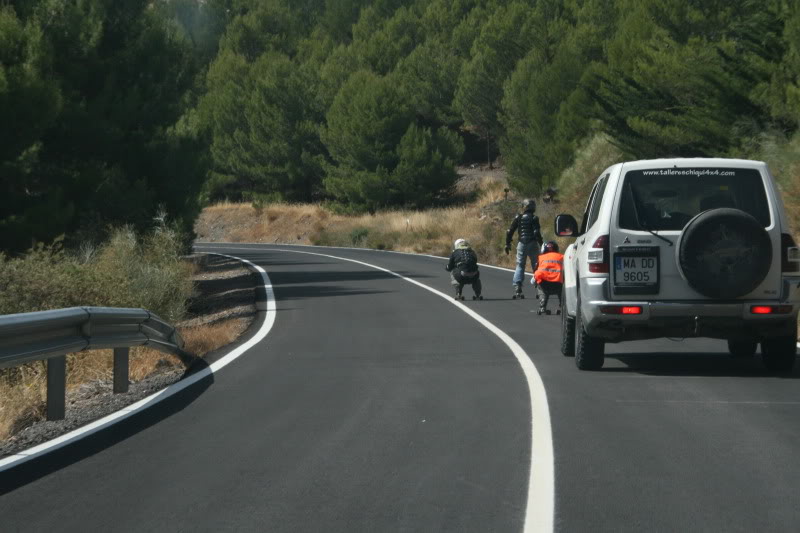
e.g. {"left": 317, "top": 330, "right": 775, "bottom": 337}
{"left": 268, "top": 269, "right": 431, "bottom": 285}
{"left": 0, "top": 360, "right": 214, "bottom": 496}
{"left": 244, "top": 260, "right": 330, "bottom": 267}
{"left": 188, "top": 255, "right": 243, "bottom": 274}
{"left": 272, "top": 284, "right": 391, "bottom": 301}
{"left": 262, "top": 269, "right": 432, "bottom": 302}
{"left": 604, "top": 352, "right": 800, "bottom": 378}
{"left": 189, "top": 276, "right": 257, "bottom": 312}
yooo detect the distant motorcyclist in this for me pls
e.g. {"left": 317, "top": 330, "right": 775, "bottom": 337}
{"left": 446, "top": 239, "right": 482, "bottom": 300}
{"left": 505, "top": 198, "right": 543, "bottom": 299}
{"left": 533, "top": 241, "right": 564, "bottom": 315}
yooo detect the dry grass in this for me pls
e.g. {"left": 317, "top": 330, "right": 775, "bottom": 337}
{"left": 742, "top": 130, "right": 800, "bottom": 242}
{"left": 0, "top": 317, "right": 249, "bottom": 440}
{"left": 475, "top": 174, "right": 511, "bottom": 205}
{"left": 0, "top": 226, "right": 195, "bottom": 322}
{"left": 197, "top": 201, "right": 331, "bottom": 244}
{"left": 204, "top": 201, "right": 254, "bottom": 211}
{"left": 180, "top": 318, "right": 250, "bottom": 357}
{"left": 196, "top": 169, "right": 569, "bottom": 270}
{"left": 0, "top": 365, "right": 47, "bottom": 440}
{"left": 764, "top": 160, "right": 800, "bottom": 241}
{"left": 196, "top": 136, "right": 798, "bottom": 266}
{"left": 316, "top": 205, "right": 499, "bottom": 260}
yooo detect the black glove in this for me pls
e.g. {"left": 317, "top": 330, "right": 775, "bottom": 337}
{"left": 504, "top": 244, "right": 511, "bottom": 255}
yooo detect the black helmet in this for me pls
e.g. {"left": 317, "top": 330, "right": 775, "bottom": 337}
{"left": 522, "top": 198, "right": 536, "bottom": 212}
{"left": 542, "top": 241, "right": 559, "bottom": 253}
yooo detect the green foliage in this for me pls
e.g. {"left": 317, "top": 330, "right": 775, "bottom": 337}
{"left": 218, "top": 1, "right": 305, "bottom": 60}
{"left": 323, "top": 71, "right": 463, "bottom": 210}
{"left": 0, "top": 0, "right": 212, "bottom": 252}
{"left": 588, "top": 0, "right": 783, "bottom": 157}
{"left": 201, "top": 51, "right": 326, "bottom": 202}
{"left": 352, "top": 6, "right": 423, "bottom": 74}
{"left": 754, "top": 3, "right": 800, "bottom": 129}
{"left": 349, "top": 227, "right": 370, "bottom": 245}
{"left": 0, "top": 7, "right": 60, "bottom": 162}
{"left": 320, "top": 0, "right": 373, "bottom": 42}
{"left": 557, "top": 133, "right": 625, "bottom": 214}
{"left": 324, "top": 70, "right": 413, "bottom": 173}
{"left": 741, "top": 130, "right": 800, "bottom": 235}
{"left": 4, "top": 0, "right": 800, "bottom": 248}
{"left": 196, "top": 0, "right": 800, "bottom": 216}
{"left": 395, "top": 39, "right": 463, "bottom": 126}
{"left": 392, "top": 124, "right": 464, "bottom": 204}
{"left": 453, "top": 2, "right": 538, "bottom": 150}
{"left": 500, "top": 1, "right": 614, "bottom": 193}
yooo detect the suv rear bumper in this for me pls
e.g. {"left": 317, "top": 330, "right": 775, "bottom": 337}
{"left": 580, "top": 277, "right": 800, "bottom": 342}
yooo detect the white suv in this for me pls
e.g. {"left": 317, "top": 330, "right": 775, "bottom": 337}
{"left": 556, "top": 158, "right": 800, "bottom": 371}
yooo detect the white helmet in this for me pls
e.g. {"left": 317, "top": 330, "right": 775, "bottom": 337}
{"left": 454, "top": 238, "right": 469, "bottom": 249}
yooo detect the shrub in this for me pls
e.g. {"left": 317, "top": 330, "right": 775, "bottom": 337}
{"left": 745, "top": 131, "right": 800, "bottom": 237}
{"left": 349, "top": 227, "right": 370, "bottom": 246}
{"left": 0, "top": 225, "right": 194, "bottom": 322}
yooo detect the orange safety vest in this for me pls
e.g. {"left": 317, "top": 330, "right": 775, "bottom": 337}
{"left": 534, "top": 252, "right": 564, "bottom": 284}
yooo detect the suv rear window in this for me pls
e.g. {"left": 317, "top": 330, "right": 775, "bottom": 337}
{"left": 618, "top": 168, "right": 771, "bottom": 231}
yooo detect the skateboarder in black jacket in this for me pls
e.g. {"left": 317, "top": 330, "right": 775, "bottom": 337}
{"left": 505, "top": 198, "right": 543, "bottom": 299}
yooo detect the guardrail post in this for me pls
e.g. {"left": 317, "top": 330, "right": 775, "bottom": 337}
{"left": 113, "top": 347, "right": 129, "bottom": 394}
{"left": 46, "top": 355, "right": 66, "bottom": 421}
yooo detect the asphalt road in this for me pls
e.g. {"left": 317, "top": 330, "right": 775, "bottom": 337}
{"left": 2, "top": 243, "right": 799, "bottom": 532}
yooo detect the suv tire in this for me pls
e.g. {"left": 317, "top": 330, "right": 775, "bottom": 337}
{"left": 761, "top": 324, "right": 797, "bottom": 373}
{"left": 678, "top": 208, "right": 772, "bottom": 299}
{"left": 574, "top": 289, "right": 604, "bottom": 370}
{"left": 727, "top": 339, "right": 758, "bottom": 357}
{"left": 561, "top": 285, "right": 575, "bottom": 357}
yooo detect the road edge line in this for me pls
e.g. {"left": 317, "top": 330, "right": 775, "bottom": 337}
{"left": 195, "top": 244, "right": 800, "bottom": 351}
{"left": 0, "top": 253, "right": 276, "bottom": 474}
{"left": 193, "top": 241, "right": 533, "bottom": 277}
{"left": 266, "top": 247, "right": 555, "bottom": 533}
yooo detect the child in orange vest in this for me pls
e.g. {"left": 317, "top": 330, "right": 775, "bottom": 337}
{"left": 533, "top": 241, "right": 564, "bottom": 315}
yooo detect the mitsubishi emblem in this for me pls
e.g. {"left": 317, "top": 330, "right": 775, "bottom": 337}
{"left": 623, "top": 237, "right": 631, "bottom": 244}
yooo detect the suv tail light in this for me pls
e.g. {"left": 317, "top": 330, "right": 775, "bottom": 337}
{"left": 587, "top": 235, "right": 609, "bottom": 273}
{"left": 600, "top": 305, "right": 643, "bottom": 315}
{"left": 782, "top": 233, "right": 799, "bottom": 273}
{"left": 751, "top": 305, "right": 793, "bottom": 314}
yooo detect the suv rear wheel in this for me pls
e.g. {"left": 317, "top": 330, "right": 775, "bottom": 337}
{"left": 727, "top": 339, "right": 758, "bottom": 357}
{"left": 761, "top": 324, "right": 797, "bottom": 373}
{"left": 561, "top": 285, "right": 575, "bottom": 357}
{"left": 574, "top": 289, "right": 605, "bottom": 370}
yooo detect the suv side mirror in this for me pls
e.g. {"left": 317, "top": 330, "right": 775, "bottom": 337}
{"left": 555, "top": 214, "right": 579, "bottom": 237}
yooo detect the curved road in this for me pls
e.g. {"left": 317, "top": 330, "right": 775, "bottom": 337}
{"left": 2, "top": 243, "right": 799, "bottom": 532}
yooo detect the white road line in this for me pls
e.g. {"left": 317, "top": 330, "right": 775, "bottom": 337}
{"left": 255, "top": 246, "right": 555, "bottom": 533}
{"left": 193, "top": 241, "right": 535, "bottom": 277}
{"left": 196, "top": 243, "right": 800, "bottom": 351}
{"left": 0, "top": 253, "right": 276, "bottom": 474}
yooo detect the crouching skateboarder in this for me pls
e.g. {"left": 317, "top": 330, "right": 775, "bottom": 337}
{"left": 533, "top": 241, "right": 564, "bottom": 315}
{"left": 446, "top": 239, "right": 483, "bottom": 300}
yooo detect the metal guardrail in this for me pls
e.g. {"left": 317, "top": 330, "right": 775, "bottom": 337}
{"left": 0, "top": 307, "right": 188, "bottom": 421}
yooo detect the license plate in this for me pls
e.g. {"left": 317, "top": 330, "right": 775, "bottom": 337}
{"left": 614, "top": 255, "right": 658, "bottom": 285}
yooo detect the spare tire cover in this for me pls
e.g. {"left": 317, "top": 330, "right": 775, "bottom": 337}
{"left": 678, "top": 208, "right": 772, "bottom": 299}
